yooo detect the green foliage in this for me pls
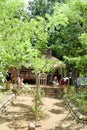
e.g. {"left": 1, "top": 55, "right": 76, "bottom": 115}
{"left": 28, "top": 0, "right": 65, "bottom": 18}
{"left": 80, "top": 33, "right": 87, "bottom": 47}
{"left": 28, "top": 0, "right": 54, "bottom": 17}
{"left": 0, "top": 0, "right": 26, "bottom": 22}
{"left": 25, "top": 0, "right": 87, "bottom": 77}
{"left": 0, "top": 0, "right": 28, "bottom": 72}
{"left": 47, "top": 0, "right": 87, "bottom": 76}
{"left": 29, "top": 17, "right": 48, "bottom": 53}
{"left": 0, "top": 0, "right": 51, "bottom": 75}
{"left": 6, "top": 88, "right": 13, "bottom": 95}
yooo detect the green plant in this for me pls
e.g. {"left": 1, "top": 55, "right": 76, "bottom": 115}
{"left": 31, "top": 88, "right": 45, "bottom": 120}
{"left": 24, "top": 84, "right": 31, "bottom": 92}
{"left": 66, "top": 86, "right": 87, "bottom": 114}
{"left": 6, "top": 88, "right": 13, "bottom": 95}
{"left": 66, "top": 86, "right": 76, "bottom": 100}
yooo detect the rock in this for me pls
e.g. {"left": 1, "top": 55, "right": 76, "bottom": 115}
{"left": 79, "top": 115, "right": 87, "bottom": 121}
{"left": 28, "top": 122, "right": 35, "bottom": 130}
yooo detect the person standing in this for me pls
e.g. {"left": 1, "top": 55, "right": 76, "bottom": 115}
{"left": 53, "top": 76, "right": 59, "bottom": 98}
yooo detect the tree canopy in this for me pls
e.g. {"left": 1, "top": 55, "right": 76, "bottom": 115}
{"left": 0, "top": 0, "right": 55, "bottom": 76}
{"left": 27, "top": 0, "right": 87, "bottom": 76}
{"left": 0, "top": 0, "right": 87, "bottom": 77}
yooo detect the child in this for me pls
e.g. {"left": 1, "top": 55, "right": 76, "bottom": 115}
{"left": 18, "top": 75, "right": 24, "bottom": 89}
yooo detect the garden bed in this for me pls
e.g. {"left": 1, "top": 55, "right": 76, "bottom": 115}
{"left": 64, "top": 86, "right": 87, "bottom": 123}
{"left": 65, "top": 97, "right": 87, "bottom": 124}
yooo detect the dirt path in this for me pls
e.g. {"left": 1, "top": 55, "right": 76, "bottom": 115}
{"left": 0, "top": 95, "right": 87, "bottom": 130}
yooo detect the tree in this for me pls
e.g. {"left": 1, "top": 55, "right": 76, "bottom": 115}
{"left": 27, "top": 0, "right": 65, "bottom": 18}
{"left": 45, "top": 0, "right": 87, "bottom": 77}
{"left": 0, "top": 0, "right": 55, "bottom": 125}
{"left": 29, "top": 16, "right": 48, "bottom": 53}
{"left": 28, "top": 0, "right": 53, "bottom": 17}
{"left": 0, "top": 0, "right": 49, "bottom": 73}
{"left": 26, "top": 0, "right": 87, "bottom": 77}
{"left": 0, "top": 0, "right": 27, "bottom": 73}
{"left": 62, "top": 0, "right": 87, "bottom": 76}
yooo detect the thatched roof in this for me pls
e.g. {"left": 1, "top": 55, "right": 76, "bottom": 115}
{"left": 47, "top": 56, "right": 65, "bottom": 69}
{"left": 45, "top": 48, "right": 65, "bottom": 69}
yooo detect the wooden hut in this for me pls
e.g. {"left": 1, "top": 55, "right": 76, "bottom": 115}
{"left": 8, "top": 49, "right": 65, "bottom": 86}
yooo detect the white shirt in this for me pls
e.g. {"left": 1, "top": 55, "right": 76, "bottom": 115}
{"left": 53, "top": 81, "right": 59, "bottom": 89}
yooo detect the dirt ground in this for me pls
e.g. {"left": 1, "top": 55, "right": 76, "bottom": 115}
{"left": 0, "top": 95, "right": 87, "bottom": 130}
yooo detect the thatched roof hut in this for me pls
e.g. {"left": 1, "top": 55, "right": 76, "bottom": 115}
{"left": 48, "top": 56, "right": 65, "bottom": 69}
{"left": 8, "top": 49, "right": 65, "bottom": 85}
{"left": 45, "top": 48, "right": 65, "bottom": 69}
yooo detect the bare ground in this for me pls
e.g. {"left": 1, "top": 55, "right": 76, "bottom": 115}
{"left": 0, "top": 95, "right": 87, "bottom": 130}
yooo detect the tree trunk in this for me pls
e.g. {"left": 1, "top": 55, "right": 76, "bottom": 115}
{"left": 35, "top": 73, "right": 40, "bottom": 124}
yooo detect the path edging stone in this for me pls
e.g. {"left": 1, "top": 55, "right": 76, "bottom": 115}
{"left": 64, "top": 97, "right": 87, "bottom": 124}
{"left": 0, "top": 94, "right": 16, "bottom": 114}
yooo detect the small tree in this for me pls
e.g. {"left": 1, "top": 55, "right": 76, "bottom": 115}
{"left": 28, "top": 50, "right": 54, "bottom": 124}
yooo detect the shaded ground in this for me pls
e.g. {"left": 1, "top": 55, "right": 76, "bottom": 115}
{"left": 0, "top": 95, "right": 87, "bottom": 130}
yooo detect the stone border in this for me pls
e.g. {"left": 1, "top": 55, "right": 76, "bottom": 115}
{"left": 0, "top": 94, "right": 16, "bottom": 115}
{"left": 64, "top": 98, "right": 87, "bottom": 124}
